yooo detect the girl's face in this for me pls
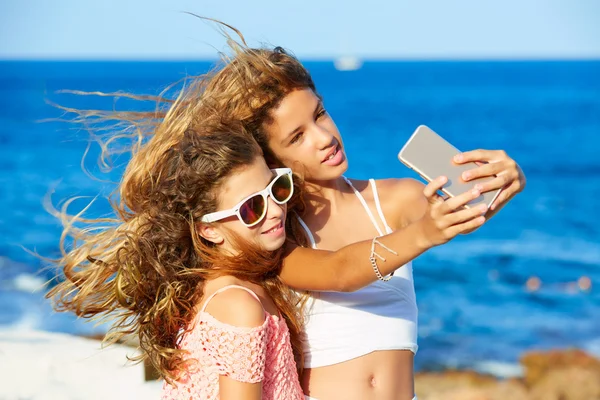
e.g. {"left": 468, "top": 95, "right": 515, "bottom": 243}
{"left": 203, "top": 156, "right": 288, "bottom": 253}
{"left": 263, "top": 89, "right": 349, "bottom": 182}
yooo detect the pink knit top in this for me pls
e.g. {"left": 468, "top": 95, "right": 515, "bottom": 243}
{"left": 161, "top": 285, "right": 304, "bottom": 400}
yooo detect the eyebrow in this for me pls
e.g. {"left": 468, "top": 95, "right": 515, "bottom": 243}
{"left": 282, "top": 126, "right": 303, "bottom": 145}
{"left": 234, "top": 171, "right": 276, "bottom": 204}
{"left": 281, "top": 100, "right": 323, "bottom": 145}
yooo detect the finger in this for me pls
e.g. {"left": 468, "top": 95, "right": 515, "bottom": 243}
{"left": 427, "top": 194, "right": 446, "bottom": 213}
{"left": 454, "top": 149, "right": 503, "bottom": 164}
{"left": 471, "top": 174, "right": 513, "bottom": 193}
{"left": 446, "top": 216, "right": 486, "bottom": 237}
{"left": 461, "top": 161, "right": 505, "bottom": 182}
{"left": 440, "top": 187, "right": 481, "bottom": 214}
{"left": 490, "top": 180, "right": 519, "bottom": 210}
{"left": 423, "top": 176, "right": 448, "bottom": 199}
{"left": 444, "top": 204, "right": 488, "bottom": 227}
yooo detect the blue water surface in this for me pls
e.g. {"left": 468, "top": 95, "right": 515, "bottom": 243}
{"left": 1, "top": 60, "right": 598, "bottom": 374}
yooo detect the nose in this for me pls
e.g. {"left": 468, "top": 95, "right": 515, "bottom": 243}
{"left": 265, "top": 195, "right": 285, "bottom": 221}
{"left": 312, "top": 123, "right": 336, "bottom": 150}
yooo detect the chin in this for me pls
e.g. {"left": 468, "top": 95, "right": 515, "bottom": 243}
{"left": 262, "top": 237, "right": 287, "bottom": 252}
{"left": 313, "top": 162, "right": 349, "bottom": 181}
{"left": 338, "top": 159, "right": 350, "bottom": 174}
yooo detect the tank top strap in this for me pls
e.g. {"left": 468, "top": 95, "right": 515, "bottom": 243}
{"left": 297, "top": 215, "right": 318, "bottom": 249}
{"left": 200, "top": 285, "right": 264, "bottom": 313}
{"left": 342, "top": 176, "right": 385, "bottom": 236}
{"left": 368, "top": 179, "right": 393, "bottom": 234}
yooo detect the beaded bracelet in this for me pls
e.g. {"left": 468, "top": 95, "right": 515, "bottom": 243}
{"left": 369, "top": 236, "right": 398, "bottom": 281}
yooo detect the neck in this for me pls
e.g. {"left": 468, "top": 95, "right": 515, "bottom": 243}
{"left": 303, "top": 176, "right": 351, "bottom": 213}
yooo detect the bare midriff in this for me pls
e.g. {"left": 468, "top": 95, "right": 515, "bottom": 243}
{"left": 301, "top": 349, "right": 414, "bottom": 400}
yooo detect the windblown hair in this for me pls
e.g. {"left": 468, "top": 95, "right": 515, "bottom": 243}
{"left": 47, "top": 124, "right": 303, "bottom": 383}
{"left": 200, "top": 48, "right": 316, "bottom": 165}
{"left": 47, "top": 18, "right": 321, "bottom": 381}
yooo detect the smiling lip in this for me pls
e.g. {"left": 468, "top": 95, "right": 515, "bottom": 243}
{"left": 321, "top": 144, "right": 345, "bottom": 166}
{"left": 322, "top": 145, "right": 340, "bottom": 163}
{"left": 262, "top": 221, "right": 283, "bottom": 235}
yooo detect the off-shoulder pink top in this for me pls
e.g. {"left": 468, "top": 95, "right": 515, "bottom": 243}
{"left": 161, "top": 285, "right": 304, "bottom": 400}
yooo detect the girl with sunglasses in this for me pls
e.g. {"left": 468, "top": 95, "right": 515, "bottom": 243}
{"left": 48, "top": 124, "right": 306, "bottom": 399}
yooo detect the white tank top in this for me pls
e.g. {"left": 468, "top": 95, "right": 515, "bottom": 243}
{"left": 297, "top": 178, "right": 418, "bottom": 369}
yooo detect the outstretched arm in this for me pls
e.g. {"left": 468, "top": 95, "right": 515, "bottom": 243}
{"left": 279, "top": 176, "right": 487, "bottom": 292}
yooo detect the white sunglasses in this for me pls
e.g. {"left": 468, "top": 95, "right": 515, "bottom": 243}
{"left": 201, "top": 168, "right": 294, "bottom": 227}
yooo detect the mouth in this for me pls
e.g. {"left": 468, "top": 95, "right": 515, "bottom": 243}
{"left": 322, "top": 144, "right": 340, "bottom": 163}
{"left": 262, "top": 221, "right": 283, "bottom": 235}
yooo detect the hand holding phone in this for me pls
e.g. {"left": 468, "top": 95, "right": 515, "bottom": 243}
{"left": 416, "top": 175, "right": 488, "bottom": 246}
{"left": 398, "top": 125, "right": 502, "bottom": 209}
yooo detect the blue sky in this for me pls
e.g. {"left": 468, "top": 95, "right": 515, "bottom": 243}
{"left": 1, "top": 0, "right": 599, "bottom": 60}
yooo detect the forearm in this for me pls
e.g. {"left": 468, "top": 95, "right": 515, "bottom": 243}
{"left": 331, "top": 221, "right": 429, "bottom": 291}
{"left": 281, "top": 220, "right": 430, "bottom": 292}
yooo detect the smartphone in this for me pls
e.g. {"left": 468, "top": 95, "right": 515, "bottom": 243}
{"left": 398, "top": 125, "right": 501, "bottom": 209}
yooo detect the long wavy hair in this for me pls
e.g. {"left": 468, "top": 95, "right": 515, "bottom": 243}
{"left": 47, "top": 122, "right": 303, "bottom": 383}
{"left": 47, "top": 19, "right": 320, "bottom": 381}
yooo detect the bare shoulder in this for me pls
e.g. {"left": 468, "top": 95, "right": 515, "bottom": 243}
{"left": 375, "top": 177, "right": 425, "bottom": 200}
{"left": 373, "top": 178, "right": 428, "bottom": 228}
{"left": 203, "top": 280, "right": 265, "bottom": 329}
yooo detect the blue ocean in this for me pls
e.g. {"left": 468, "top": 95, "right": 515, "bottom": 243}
{"left": 1, "top": 60, "right": 599, "bottom": 376}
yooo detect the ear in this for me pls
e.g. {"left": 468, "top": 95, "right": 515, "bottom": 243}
{"left": 196, "top": 222, "right": 225, "bottom": 245}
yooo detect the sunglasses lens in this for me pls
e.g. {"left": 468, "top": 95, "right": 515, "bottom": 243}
{"left": 272, "top": 174, "right": 293, "bottom": 203}
{"left": 239, "top": 194, "right": 266, "bottom": 226}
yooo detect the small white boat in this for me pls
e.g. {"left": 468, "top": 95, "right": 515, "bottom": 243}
{"left": 334, "top": 56, "right": 363, "bottom": 71}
